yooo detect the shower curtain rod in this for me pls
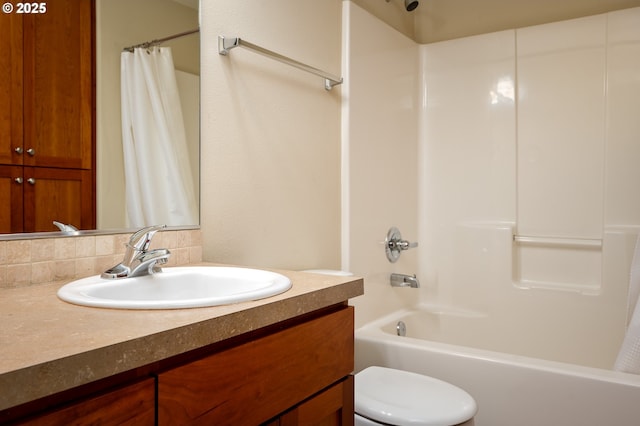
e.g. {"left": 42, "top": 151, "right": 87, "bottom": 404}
{"left": 123, "top": 28, "right": 199, "bottom": 52}
{"left": 217, "top": 35, "right": 343, "bottom": 91}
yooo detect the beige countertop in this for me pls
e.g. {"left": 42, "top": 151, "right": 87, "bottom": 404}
{"left": 0, "top": 264, "right": 364, "bottom": 411}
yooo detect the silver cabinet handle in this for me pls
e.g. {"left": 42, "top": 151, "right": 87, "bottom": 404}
{"left": 14, "top": 177, "right": 23, "bottom": 184}
{"left": 14, "top": 147, "right": 23, "bottom": 154}
{"left": 27, "top": 178, "right": 35, "bottom": 185}
{"left": 26, "top": 148, "right": 35, "bottom": 156}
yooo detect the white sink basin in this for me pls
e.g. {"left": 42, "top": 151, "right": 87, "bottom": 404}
{"left": 57, "top": 266, "right": 292, "bottom": 310}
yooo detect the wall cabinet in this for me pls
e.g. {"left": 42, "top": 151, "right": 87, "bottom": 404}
{"left": 0, "top": 166, "right": 23, "bottom": 232}
{"left": 0, "top": 0, "right": 95, "bottom": 233}
{"left": 0, "top": 12, "right": 22, "bottom": 167}
{"left": 0, "top": 166, "right": 94, "bottom": 233}
{"left": 6, "top": 306, "right": 355, "bottom": 426}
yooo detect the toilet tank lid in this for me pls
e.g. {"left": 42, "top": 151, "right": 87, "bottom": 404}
{"left": 355, "top": 366, "right": 477, "bottom": 426}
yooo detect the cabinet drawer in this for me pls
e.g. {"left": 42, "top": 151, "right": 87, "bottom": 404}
{"left": 158, "top": 306, "right": 354, "bottom": 425}
{"left": 18, "top": 378, "right": 155, "bottom": 426}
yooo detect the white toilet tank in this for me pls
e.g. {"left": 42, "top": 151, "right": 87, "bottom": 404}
{"left": 354, "top": 366, "right": 477, "bottom": 426}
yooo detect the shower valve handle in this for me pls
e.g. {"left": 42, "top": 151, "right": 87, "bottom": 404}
{"left": 385, "top": 227, "right": 418, "bottom": 263}
{"left": 393, "top": 240, "right": 418, "bottom": 251}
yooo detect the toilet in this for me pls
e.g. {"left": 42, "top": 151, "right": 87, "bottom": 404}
{"left": 355, "top": 366, "right": 477, "bottom": 426}
{"left": 301, "top": 270, "right": 477, "bottom": 425}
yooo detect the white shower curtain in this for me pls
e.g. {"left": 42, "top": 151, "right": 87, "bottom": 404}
{"left": 120, "top": 47, "right": 198, "bottom": 227}
{"left": 614, "top": 233, "right": 640, "bottom": 373}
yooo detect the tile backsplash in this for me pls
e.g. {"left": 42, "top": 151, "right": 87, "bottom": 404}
{"left": 0, "top": 229, "right": 202, "bottom": 289}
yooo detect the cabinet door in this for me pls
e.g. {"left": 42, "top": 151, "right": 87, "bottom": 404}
{"left": 0, "top": 166, "right": 24, "bottom": 233}
{"left": 22, "top": 0, "right": 93, "bottom": 169}
{"left": 23, "top": 167, "right": 95, "bottom": 232}
{"left": 278, "top": 376, "right": 355, "bottom": 426}
{"left": 19, "top": 378, "right": 155, "bottom": 426}
{"left": 158, "top": 307, "right": 355, "bottom": 425}
{"left": 0, "top": 12, "right": 23, "bottom": 166}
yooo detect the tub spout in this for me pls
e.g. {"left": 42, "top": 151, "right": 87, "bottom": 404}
{"left": 390, "top": 273, "right": 420, "bottom": 288}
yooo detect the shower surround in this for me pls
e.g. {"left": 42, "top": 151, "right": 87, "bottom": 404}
{"left": 345, "top": 2, "right": 640, "bottom": 370}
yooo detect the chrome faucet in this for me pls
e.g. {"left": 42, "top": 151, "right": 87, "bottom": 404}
{"left": 53, "top": 221, "right": 79, "bottom": 235}
{"left": 101, "top": 225, "right": 171, "bottom": 279}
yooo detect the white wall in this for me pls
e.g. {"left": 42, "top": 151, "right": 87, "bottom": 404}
{"left": 343, "top": 3, "right": 419, "bottom": 328}
{"left": 419, "top": 7, "right": 640, "bottom": 368}
{"left": 199, "top": 0, "right": 342, "bottom": 270}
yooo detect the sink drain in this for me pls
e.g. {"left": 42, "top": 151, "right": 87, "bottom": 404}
{"left": 396, "top": 320, "right": 406, "bottom": 336}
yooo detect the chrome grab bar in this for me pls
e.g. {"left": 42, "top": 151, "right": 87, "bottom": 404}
{"left": 513, "top": 235, "right": 602, "bottom": 248}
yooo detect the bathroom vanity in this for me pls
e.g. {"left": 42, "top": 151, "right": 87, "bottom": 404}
{"left": 0, "top": 265, "right": 363, "bottom": 425}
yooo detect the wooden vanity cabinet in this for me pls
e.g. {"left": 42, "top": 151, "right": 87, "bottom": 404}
{"left": 5, "top": 305, "right": 355, "bottom": 425}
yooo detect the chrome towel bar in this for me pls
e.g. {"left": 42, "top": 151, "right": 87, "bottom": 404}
{"left": 218, "top": 35, "right": 343, "bottom": 91}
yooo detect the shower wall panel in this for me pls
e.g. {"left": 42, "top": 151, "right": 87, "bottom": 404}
{"left": 418, "top": 30, "right": 516, "bottom": 306}
{"left": 419, "top": 7, "right": 640, "bottom": 367}
{"left": 515, "top": 14, "right": 607, "bottom": 293}
{"left": 605, "top": 8, "right": 640, "bottom": 227}
{"left": 516, "top": 15, "right": 606, "bottom": 241}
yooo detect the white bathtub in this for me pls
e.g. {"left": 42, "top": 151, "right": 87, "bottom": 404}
{"left": 355, "top": 307, "right": 640, "bottom": 426}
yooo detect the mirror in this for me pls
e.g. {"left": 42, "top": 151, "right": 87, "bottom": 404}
{"left": 0, "top": 0, "right": 200, "bottom": 239}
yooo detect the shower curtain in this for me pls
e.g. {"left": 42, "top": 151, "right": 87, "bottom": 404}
{"left": 120, "top": 47, "right": 198, "bottom": 227}
{"left": 614, "top": 233, "right": 640, "bottom": 373}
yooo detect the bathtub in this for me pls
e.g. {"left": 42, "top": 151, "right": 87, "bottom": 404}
{"left": 355, "top": 307, "right": 640, "bottom": 426}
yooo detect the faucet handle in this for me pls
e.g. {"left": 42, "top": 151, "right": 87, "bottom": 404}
{"left": 385, "top": 226, "right": 418, "bottom": 263}
{"left": 128, "top": 225, "right": 167, "bottom": 251}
